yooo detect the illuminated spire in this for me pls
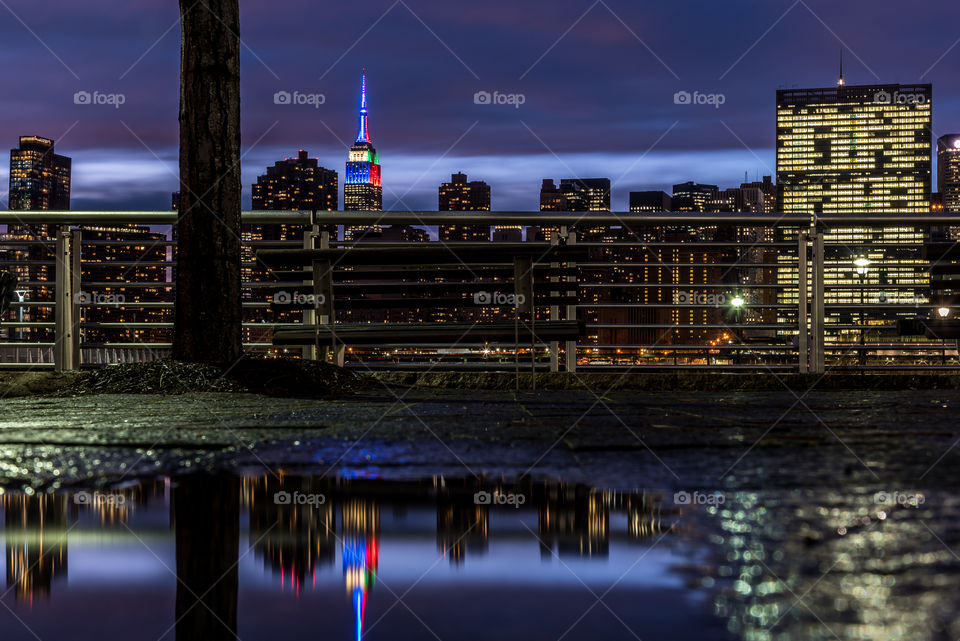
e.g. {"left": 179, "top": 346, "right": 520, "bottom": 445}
{"left": 837, "top": 50, "right": 844, "bottom": 87}
{"left": 356, "top": 69, "right": 370, "bottom": 143}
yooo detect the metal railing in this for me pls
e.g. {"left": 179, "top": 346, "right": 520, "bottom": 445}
{"left": 0, "top": 211, "right": 957, "bottom": 374}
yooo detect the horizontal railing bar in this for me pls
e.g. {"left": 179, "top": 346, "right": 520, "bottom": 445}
{"left": 577, "top": 262, "right": 791, "bottom": 267}
{"left": 0, "top": 322, "right": 56, "bottom": 327}
{"left": 579, "top": 303, "right": 796, "bottom": 309}
{"left": 583, "top": 344, "right": 795, "bottom": 350}
{"left": 579, "top": 283, "right": 786, "bottom": 289}
{"left": 1, "top": 211, "right": 959, "bottom": 227}
{"left": 79, "top": 240, "right": 175, "bottom": 246}
{"left": 0, "top": 362, "right": 54, "bottom": 368}
{"left": 0, "top": 342, "right": 56, "bottom": 347}
{"left": 584, "top": 323, "right": 795, "bottom": 329}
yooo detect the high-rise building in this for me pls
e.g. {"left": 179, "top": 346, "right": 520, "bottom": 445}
{"left": 540, "top": 178, "right": 610, "bottom": 212}
{"left": 246, "top": 151, "right": 338, "bottom": 332}
{"left": 937, "top": 135, "right": 960, "bottom": 212}
{"left": 77, "top": 226, "right": 169, "bottom": 348}
{"left": 704, "top": 187, "right": 765, "bottom": 213}
{"left": 5, "top": 135, "right": 72, "bottom": 340}
{"left": 739, "top": 176, "right": 777, "bottom": 213}
{"left": 671, "top": 182, "right": 717, "bottom": 212}
{"left": 539, "top": 179, "right": 566, "bottom": 211}
{"left": 438, "top": 172, "right": 491, "bottom": 242}
{"left": 8, "top": 135, "right": 71, "bottom": 212}
{"left": 252, "top": 150, "right": 338, "bottom": 212}
{"left": 775, "top": 82, "right": 933, "bottom": 342}
{"left": 629, "top": 191, "right": 671, "bottom": 212}
{"left": 344, "top": 71, "right": 382, "bottom": 240}
{"left": 438, "top": 172, "right": 490, "bottom": 211}
{"left": 777, "top": 84, "right": 931, "bottom": 213}
{"left": 539, "top": 178, "right": 610, "bottom": 241}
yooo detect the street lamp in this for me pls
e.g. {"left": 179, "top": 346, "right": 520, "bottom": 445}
{"left": 937, "top": 307, "right": 951, "bottom": 366}
{"left": 730, "top": 295, "right": 745, "bottom": 365}
{"left": 854, "top": 256, "right": 870, "bottom": 369}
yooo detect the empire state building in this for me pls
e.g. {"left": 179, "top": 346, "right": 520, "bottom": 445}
{"left": 344, "top": 71, "right": 382, "bottom": 212}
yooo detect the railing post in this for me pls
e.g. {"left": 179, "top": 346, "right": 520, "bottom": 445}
{"left": 514, "top": 255, "right": 535, "bottom": 389}
{"left": 565, "top": 228, "right": 578, "bottom": 373}
{"left": 549, "top": 227, "right": 561, "bottom": 373}
{"left": 54, "top": 226, "right": 76, "bottom": 372}
{"left": 811, "top": 227, "right": 825, "bottom": 374}
{"left": 798, "top": 231, "right": 809, "bottom": 373}
{"left": 301, "top": 223, "right": 319, "bottom": 360}
{"left": 71, "top": 229, "right": 82, "bottom": 367}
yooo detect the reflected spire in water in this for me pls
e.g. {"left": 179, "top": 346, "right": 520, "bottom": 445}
{"left": 342, "top": 498, "right": 379, "bottom": 641}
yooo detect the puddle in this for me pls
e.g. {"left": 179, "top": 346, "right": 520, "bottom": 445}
{"left": 0, "top": 473, "right": 957, "bottom": 640}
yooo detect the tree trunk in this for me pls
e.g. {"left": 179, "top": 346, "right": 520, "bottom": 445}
{"left": 174, "top": 0, "right": 242, "bottom": 363}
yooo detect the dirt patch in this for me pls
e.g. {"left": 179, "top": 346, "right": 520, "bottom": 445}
{"left": 54, "top": 357, "right": 367, "bottom": 398}
{"left": 0, "top": 371, "right": 83, "bottom": 397}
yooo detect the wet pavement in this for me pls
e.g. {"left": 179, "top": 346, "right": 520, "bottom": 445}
{"left": 0, "top": 387, "right": 957, "bottom": 640}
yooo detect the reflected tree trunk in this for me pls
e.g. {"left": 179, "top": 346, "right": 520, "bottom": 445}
{"left": 174, "top": 0, "right": 242, "bottom": 363}
{"left": 174, "top": 474, "right": 240, "bottom": 640}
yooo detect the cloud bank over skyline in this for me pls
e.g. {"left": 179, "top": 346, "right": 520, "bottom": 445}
{"left": 2, "top": 0, "right": 959, "bottom": 210}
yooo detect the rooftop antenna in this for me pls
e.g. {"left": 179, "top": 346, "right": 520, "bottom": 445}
{"left": 837, "top": 50, "right": 844, "bottom": 87}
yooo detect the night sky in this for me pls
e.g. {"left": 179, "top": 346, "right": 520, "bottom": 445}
{"left": 2, "top": 0, "right": 959, "bottom": 212}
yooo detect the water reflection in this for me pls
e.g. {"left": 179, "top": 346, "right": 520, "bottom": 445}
{"left": 245, "top": 475, "right": 336, "bottom": 589}
{"left": 696, "top": 490, "right": 960, "bottom": 641}
{"left": 4, "top": 475, "right": 954, "bottom": 640}
{"left": 4, "top": 493, "right": 71, "bottom": 602}
{"left": 174, "top": 474, "right": 239, "bottom": 641}
{"left": 0, "top": 475, "right": 687, "bottom": 640}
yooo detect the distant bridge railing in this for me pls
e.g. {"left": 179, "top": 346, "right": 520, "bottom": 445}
{"left": 0, "top": 210, "right": 957, "bottom": 374}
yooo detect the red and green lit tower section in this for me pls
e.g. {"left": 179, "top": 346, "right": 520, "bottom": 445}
{"left": 344, "top": 71, "right": 382, "bottom": 211}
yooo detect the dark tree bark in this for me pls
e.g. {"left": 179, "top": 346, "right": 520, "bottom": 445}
{"left": 174, "top": 474, "right": 240, "bottom": 640}
{"left": 174, "top": 0, "right": 242, "bottom": 362}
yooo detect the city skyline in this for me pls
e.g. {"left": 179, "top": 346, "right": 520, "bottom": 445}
{"left": 2, "top": 0, "right": 960, "bottom": 211}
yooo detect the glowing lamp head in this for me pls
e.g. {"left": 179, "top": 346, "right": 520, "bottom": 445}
{"left": 937, "top": 307, "right": 950, "bottom": 318}
{"left": 731, "top": 296, "right": 745, "bottom": 308}
{"left": 854, "top": 257, "right": 870, "bottom": 275}
{"left": 954, "top": 139, "right": 960, "bottom": 149}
